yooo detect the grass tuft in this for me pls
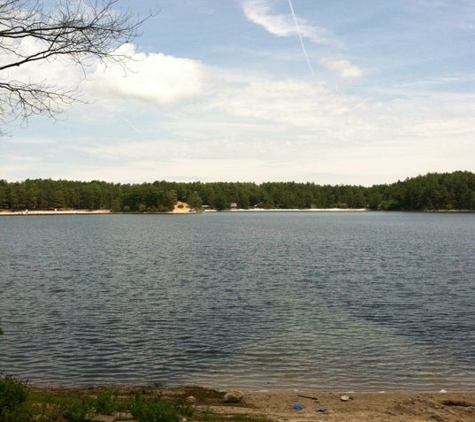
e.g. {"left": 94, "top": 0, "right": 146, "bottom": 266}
{"left": 0, "top": 376, "right": 272, "bottom": 422}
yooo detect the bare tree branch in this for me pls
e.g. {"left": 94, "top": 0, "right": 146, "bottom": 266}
{"left": 0, "top": 0, "right": 151, "bottom": 130}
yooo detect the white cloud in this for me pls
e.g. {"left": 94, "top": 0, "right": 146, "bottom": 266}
{"left": 6, "top": 79, "right": 474, "bottom": 185}
{"left": 0, "top": 37, "right": 86, "bottom": 111}
{"left": 241, "top": 2, "right": 362, "bottom": 79}
{"left": 241, "top": 0, "right": 329, "bottom": 44}
{"left": 320, "top": 58, "right": 363, "bottom": 79}
{"left": 70, "top": 73, "right": 474, "bottom": 170}
{"left": 4, "top": 153, "right": 43, "bottom": 163}
{"left": 2, "top": 1, "right": 472, "bottom": 187}
{"left": 5, "top": 137, "right": 57, "bottom": 145}
{"left": 196, "top": 78, "right": 371, "bottom": 144}
{"left": 0, "top": 39, "right": 208, "bottom": 111}
{"left": 86, "top": 44, "right": 208, "bottom": 107}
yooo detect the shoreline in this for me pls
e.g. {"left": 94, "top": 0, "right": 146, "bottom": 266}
{"left": 0, "top": 209, "right": 112, "bottom": 216}
{"left": 0, "top": 208, "right": 369, "bottom": 216}
{"left": 26, "top": 384, "right": 475, "bottom": 422}
{"left": 1, "top": 208, "right": 473, "bottom": 216}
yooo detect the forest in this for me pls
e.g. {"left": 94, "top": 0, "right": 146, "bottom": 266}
{"left": 0, "top": 171, "right": 474, "bottom": 212}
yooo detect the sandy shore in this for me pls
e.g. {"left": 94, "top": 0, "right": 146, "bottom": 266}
{"left": 224, "top": 389, "right": 475, "bottom": 422}
{"left": 32, "top": 385, "right": 475, "bottom": 422}
{"left": 0, "top": 206, "right": 369, "bottom": 216}
{"left": 177, "top": 387, "right": 474, "bottom": 422}
{"left": 0, "top": 203, "right": 194, "bottom": 215}
{"left": 0, "top": 209, "right": 111, "bottom": 216}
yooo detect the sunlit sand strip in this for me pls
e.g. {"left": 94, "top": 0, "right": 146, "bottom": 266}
{"left": 0, "top": 209, "right": 111, "bottom": 216}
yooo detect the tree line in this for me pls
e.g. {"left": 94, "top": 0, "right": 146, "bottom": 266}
{"left": 0, "top": 171, "right": 474, "bottom": 212}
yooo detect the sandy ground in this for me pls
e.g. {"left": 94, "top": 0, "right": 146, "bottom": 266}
{"left": 0, "top": 202, "right": 194, "bottom": 215}
{"left": 172, "top": 201, "right": 194, "bottom": 213}
{"left": 164, "top": 387, "right": 475, "bottom": 422}
{"left": 0, "top": 206, "right": 370, "bottom": 215}
{"left": 0, "top": 209, "right": 111, "bottom": 215}
{"left": 35, "top": 386, "right": 474, "bottom": 422}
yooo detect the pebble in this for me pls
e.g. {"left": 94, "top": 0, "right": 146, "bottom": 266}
{"left": 223, "top": 390, "right": 245, "bottom": 403}
{"left": 185, "top": 395, "right": 196, "bottom": 404}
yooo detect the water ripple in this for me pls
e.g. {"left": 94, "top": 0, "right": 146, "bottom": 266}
{"left": 1, "top": 212, "right": 474, "bottom": 390}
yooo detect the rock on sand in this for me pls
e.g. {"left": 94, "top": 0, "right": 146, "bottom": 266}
{"left": 223, "top": 390, "right": 245, "bottom": 403}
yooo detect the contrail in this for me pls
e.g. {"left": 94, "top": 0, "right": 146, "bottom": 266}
{"left": 288, "top": 0, "right": 314, "bottom": 76}
{"left": 120, "top": 115, "right": 144, "bottom": 135}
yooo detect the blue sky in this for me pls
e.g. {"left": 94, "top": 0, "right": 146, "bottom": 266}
{"left": 1, "top": 0, "right": 474, "bottom": 186}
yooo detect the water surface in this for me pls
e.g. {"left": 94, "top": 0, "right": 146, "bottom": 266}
{"left": 1, "top": 212, "right": 474, "bottom": 391}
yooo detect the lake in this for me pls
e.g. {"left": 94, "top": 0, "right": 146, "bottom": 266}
{"left": 0, "top": 211, "right": 474, "bottom": 391}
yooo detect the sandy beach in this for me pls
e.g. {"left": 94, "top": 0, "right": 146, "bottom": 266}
{"left": 0, "top": 206, "right": 367, "bottom": 215}
{"left": 30, "top": 385, "right": 475, "bottom": 422}
{"left": 0, "top": 209, "right": 112, "bottom": 216}
{"left": 0, "top": 202, "right": 194, "bottom": 215}
{"left": 163, "top": 387, "right": 475, "bottom": 422}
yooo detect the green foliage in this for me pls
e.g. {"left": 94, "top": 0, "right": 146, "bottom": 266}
{"left": 95, "top": 389, "right": 121, "bottom": 415}
{"left": 367, "top": 171, "right": 475, "bottom": 211}
{"left": 130, "top": 393, "right": 193, "bottom": 422}
{"left": 58, "top": 397, "right": 91, "bottom": 422}
{"left": 0, "top": 374, "right": 30, "bottom": 422}
{"left": 0, "top": 171, "right": 474, "bottom": 212}
{"left": 0, "top": 380, "right": 275, "bottom": 422}
{"left": 187, "top": 191, "right": 203, "bottom": 210}
{"left": 26, "top": 388, "right": 128, "bottom": 422}
{"left": 54, "top": 391, "right": 128, "bottom": 422}
{"left": 25, "top": 391, "right": 89, "bottom": 422}
{"left": 0, "top": 377, "right": 194, "bottom": 422}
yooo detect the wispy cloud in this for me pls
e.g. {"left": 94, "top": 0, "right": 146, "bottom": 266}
{"left": 241, "top": 0, "right": 329, "bottom": 44}
{"left": 5, "top": 68, "right": 474, "bottom": 185}
{"left": 241, "top": 1, "right": 364, "bottom": 80}
{"left": 320, "top": 58, "right": 363, "bottom": 79}
{"left": 5, "top": 137, "right": 57, "bottom": 145}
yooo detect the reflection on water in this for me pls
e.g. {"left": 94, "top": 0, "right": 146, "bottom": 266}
{"left": 0, "top": 212, "right": 474, "bottom": 391}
